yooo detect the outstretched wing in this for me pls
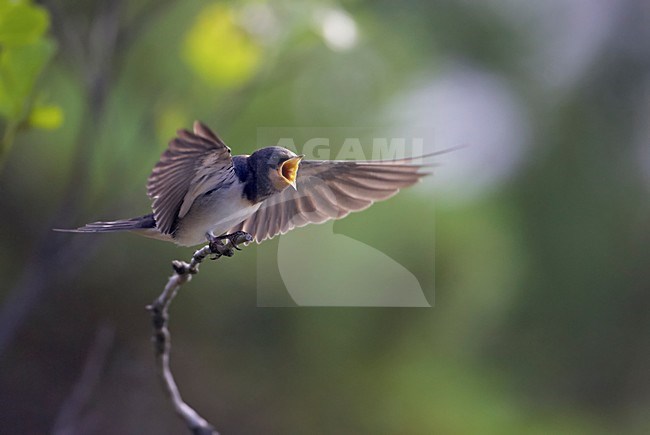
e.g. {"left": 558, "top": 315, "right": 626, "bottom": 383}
{"left": 227, "top": 158, "right": 429, "bottom": 243}
{"left": 147, "top": 121, "right": 233, "bottom": 234}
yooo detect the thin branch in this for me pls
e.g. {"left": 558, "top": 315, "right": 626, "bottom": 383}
{"left": 146, "top": 232, "right": 252, "bottom": 435}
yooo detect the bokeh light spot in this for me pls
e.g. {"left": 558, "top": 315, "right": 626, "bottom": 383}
{"left": 183, "top": 4, "right": 261, "bottom": 88}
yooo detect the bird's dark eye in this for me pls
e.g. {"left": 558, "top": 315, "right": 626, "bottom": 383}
{"left": 269, "top": 156, "right": 288, "bottom": 168}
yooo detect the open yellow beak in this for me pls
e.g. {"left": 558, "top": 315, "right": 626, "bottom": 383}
{"left": 279, "top": 155, "right": 304, "bottom": 189}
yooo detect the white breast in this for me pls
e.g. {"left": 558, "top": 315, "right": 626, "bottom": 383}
{"left": 172, "top": 182, "right": 260, "bottom": 246}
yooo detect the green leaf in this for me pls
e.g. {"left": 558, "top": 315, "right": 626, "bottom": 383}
{"left": 0, "top": 38, "right": 55, "bottom": 117}
{"left": 0, "top": 1, "right": 49, "bottom": 47}
{"left": 28, "top": 103, "right": 63, "bottom": 129}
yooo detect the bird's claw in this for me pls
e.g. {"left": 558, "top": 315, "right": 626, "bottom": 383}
{"left": 206, "top": 231, "right": 252, "bottom": 258}
{"left": 221, "top": 248, "right": 235, "bottom": 257}
{"left": 216, "top": 231, "right": 253, "bottom": 246}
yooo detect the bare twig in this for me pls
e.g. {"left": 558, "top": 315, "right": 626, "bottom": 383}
{"left": 146, "top": 232, "right": 252, "bottom": 435}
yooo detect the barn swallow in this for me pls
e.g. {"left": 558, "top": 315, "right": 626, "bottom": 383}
{"left": 58, "top": 122, "right": 435, "bottom": 246}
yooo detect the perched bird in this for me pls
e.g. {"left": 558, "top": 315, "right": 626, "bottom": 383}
{"left": 59, "top": 122, "right": 434, "bottom": 246}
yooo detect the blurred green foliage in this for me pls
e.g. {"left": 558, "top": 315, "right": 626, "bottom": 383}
{"left": 183, "top": 4, "right": 261, "bottom": 88}
{"left": 0, "top": 0, "right": 61, "bottom": 165}
{"left": 0, "top": 1, "right": 649, "bottom": 434}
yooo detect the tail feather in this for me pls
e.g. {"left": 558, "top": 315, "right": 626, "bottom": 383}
{"left": 55, "top": 214, "right": 156, "bottom": 233}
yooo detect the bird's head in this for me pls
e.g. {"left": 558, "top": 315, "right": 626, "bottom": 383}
{"left": 248, "top": 146, "right": 304, "bottom": 197}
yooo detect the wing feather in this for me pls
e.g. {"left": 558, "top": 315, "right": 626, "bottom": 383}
{"left": 147, "top": 121, "right": 232, "bottom": 234}
{"left": 228, "top": 158, "right": 429, "bottom": 243}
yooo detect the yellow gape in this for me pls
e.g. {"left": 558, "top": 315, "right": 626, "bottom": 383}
{"left": 279, "top": 155, "right": 303, "bottom": 187}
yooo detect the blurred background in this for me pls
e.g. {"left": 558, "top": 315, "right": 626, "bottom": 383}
{"left": 1, "top": 0, "right": 650, "bottom": 433}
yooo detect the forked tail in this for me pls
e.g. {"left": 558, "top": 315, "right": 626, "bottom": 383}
{"left": 54, "top": 214, "right": 156, "bottom": 233}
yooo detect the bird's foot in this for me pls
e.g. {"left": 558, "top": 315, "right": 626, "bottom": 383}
{"left": 213, "top": 231, "right": 253, "bottom": 250}
{"left": 206, "top": 231, "right": 253, "bottom": 259}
